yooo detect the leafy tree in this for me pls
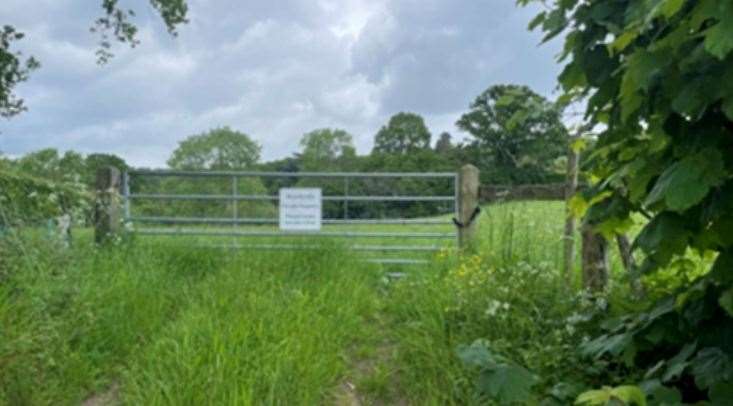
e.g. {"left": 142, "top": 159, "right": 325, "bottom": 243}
{"left": 167, "top": 127, "right": 261, "bottom": 170}
{"left": 59, "top": 151, "right": 86, "bottom": 183}
{"left": 435, "top": 132, "right": 454, "bottom": 155}
{"left": 16, "top": 149, "right": 62, "bottom": 181}
{"left": 523, "top": 0, "right": 733, "bottom": 402}
{"left": 84, "top": 152, "right": 128, "bottom": 186}
{"left": 373, "top": 112, "right": 432, "bottom": 155}
{"left": 0, "top": 26, "right": 40, "bottom": 118}
{"left": 456, "top": 84, "right": 568, "bottom": 184}
{"left": 0, "top": 1, "right": 188, "bottom": 118}
{"left": 299, "top": 128, "right": 356, "bottom": 171}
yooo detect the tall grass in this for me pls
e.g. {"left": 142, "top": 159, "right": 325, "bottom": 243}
{"left": 122, "top": 247, "right": 380, "bottom": 404}
{"left": 0, "top": 233, "right": 381, "bottom": 404}
{"left": 1, "top": 200, "right": 639, "bottom": 404}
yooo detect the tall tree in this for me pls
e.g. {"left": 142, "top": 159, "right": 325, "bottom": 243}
{"left": 84, "top": 153, "right": 128, "bottom": 186}
{"left": 0, "top": 1, "right": 188, "bottom": 118}
{"left": 457, "top": 84, "right": 567, "bottom": 184}
{"left": 299, "top": 128, "right": 355, "bottom": 171}
{"left": 168, "top": 127, "right": 261, "bottom": 170}
{"left": 16, "top": 148, "right": 62, "bottom": 181}
{"left": 435, "top": 132, "right": 454, "bottom": 155}
{"left": 373, "top": 112, "right": 432, "bottom": 155}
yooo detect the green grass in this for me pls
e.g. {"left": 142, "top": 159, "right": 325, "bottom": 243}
{"left": 0, "top": 200, "right": 637, "bottom": 404}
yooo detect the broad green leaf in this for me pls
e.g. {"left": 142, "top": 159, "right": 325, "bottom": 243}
{"left": 619, "top": 50, "right": 664, "bottom": 121}
{"left": 610, "top": 31, "right": 638, "bottom": 54}
{"left": 644, "top": 149, "right": 725, "bottom": 212}
{"left": 641, "top": 379, "right": 682, "bottom": 404}
{"left": 457, "top": 340, "right": 497, "bottom": 368}
{"left": 710, "top": 381, "right": 733, "bottom": 405}
{"left": 671, "top": 77, "right": 721, "bottom": 118}
{"left": 723, "top": 97, "right": 733, "bottom": 121}
{"left": 576, "top": 388, "right": 612, "bottom": 405}
{"left": 634, "top": 213, "right": 689, "bottom": 266}
{"left": 581, "top": 333, "right": 633, "bottom": 359}
{"left": 719, "top": 288, "right": 733, "bottom": 317}
{"left": 570, "top": 137, "right": 588, "bottom": 153}
{"left": 704, "top": 7, "right": 733, "bottom": 60}
{"left": 610, "top": 385, "right": 647, "bottom": 406}
{"left": 710, "top": 251, "right": 733, "bottom": 285}
{"left": 657, "top": 0, "right": 686, "bottom": 19}
{"left": 690, "top": 347, "right": 732, "bottom": 389}
{"left": 479, "top": 363, "right": 537, "bottom": 404}
{"left": 528, "top": 11, "right": 547, "bottom": 30}
{"left": 576, "top": 385, "right": 646, "bottom": 406}
{"left": 559, "top": 62, "right": 587, "bottom": 91}
{"left": 542, "top": 9, "right": 567, "bottom": 43}
{"left": 662, "top": 342, "right": 696, "bottom": 382}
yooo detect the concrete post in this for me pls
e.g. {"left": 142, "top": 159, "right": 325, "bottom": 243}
{"left": 458, "top": 164, "right": 480, "bottom": 249}
{"left": 94, "top": 166, "right": 121, "bottom": 244}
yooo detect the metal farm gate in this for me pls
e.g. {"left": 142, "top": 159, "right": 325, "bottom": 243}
{"left": 121, "top": 170, "right": 462, "bottom": 265}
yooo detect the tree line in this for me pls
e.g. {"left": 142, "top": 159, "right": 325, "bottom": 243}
{"left": 1, "top": 84, "right": 570, "bottom": 220}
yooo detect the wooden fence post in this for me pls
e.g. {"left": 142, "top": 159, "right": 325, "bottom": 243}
{"left": 458, "top": 164, "right": 480, "bottom": 249}
{"left": 94, "top": 166, "right": 121, "bottom": 244}
{"left": 581, "top": 223, "right": 609, "bottom": 292}
{"left": 564, "top": 138, "right": 580, "bottom": 285}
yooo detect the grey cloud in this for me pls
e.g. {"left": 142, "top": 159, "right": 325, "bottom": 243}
{"left": 1, "top": 0, "right": 563, "bottom": 166}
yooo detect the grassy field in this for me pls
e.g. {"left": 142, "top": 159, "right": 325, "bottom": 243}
{"left": 0, "top": 200, "right": 633, "bottom": 405}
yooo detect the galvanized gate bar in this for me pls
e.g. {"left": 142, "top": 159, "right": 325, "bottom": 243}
{"left": 128, "top": 169, "right": 456, "bottom": 178}
{"left": 122, "top": 169, "right": 460, "bottom": 265}
{"left": 136, "top": 228, "right": 455, "bottom": 239}
{"left": 128, "top": 193, "right": 454, "bottom": 202}
{"left": 194, "top": 243, "right": 441, "bottom": 252}
{"left": 127, "top": 216, "right": 450, "bottom": 225}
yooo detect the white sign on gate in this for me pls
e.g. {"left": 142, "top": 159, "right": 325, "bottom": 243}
{"left": 279, "top": 188, "right": 322, "bottom": 231}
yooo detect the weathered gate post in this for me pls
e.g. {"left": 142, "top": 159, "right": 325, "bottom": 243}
{"left": 581, "top": 223, "right": 609, "bottom": 292}
{"left": 94, "top": 166, "right": 122, "bottom": 244}
{"left": 458, "top": 164, "right": 480, "bottom": 249}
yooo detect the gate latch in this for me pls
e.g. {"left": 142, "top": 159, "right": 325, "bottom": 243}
{"left": 452, "top": 206, "right": 481, "bottom": 228}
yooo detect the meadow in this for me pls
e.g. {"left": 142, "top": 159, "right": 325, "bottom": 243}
{"left": 0, "top": 200, "right": 635, "bottom": 405}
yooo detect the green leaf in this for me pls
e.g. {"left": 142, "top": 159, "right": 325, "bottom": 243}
{"left": 671, "top": 77, "right": 722, "bottom": 118}
{"left": 576, "top": 387, "right": 612, "bottom": 405}
{"left": 690, "top": 347, "right": 733, "bottom": 389}
{"left": 610, "top": 386, "right": 647, "bottom": 406}
{"left": 542, "top": 9, "right": 567, "bottom": 43}
{"left": 644, "top": 149, "right": 725, "bottom": 212}
{"left": 634, "top": 213, "right": 689, "bottom": 265}
{"left": 528, "top": 11, "right": 547, "bottom": 30}
{"left": 576, "top": 386, "right": 647, "bottom": 406}
{"left": 723, "top": 97, "right": 733, "bottom": 121}
{"left": 619, "top": 50, "right": 665, "bottom": 121}
{"left": 710, "top": 381, "right": 733, "bottom": 405}
{"left": 704, "top": 8, "right": 733, "bottom": 60}
{"left": 581, "top": 333, "right": 633, "bottom": 359}
{"left": 457, "top": 339, "right": 497, "bottom": 368}
{"left": 662, "top": 342, "right": 697, "bottom": 382}
{"left": 610, "top": 31, "right": 638, "bottom": 54}
{"left": 658, "top": 0, "right": 686, "bottom": 19}
{"left": 719, "top": 288, "right": 733, "bottom": 317}
{"left": 478, "top": 363, "right": 537, "bottom": 404}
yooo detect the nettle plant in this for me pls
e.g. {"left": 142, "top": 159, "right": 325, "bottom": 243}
{"left": 520, "top": 0, "right": 733, "bottom": 403}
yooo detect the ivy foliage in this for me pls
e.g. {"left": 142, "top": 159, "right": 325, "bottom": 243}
{"left": 520, "top": 0, "right": 733, "bottom": 403}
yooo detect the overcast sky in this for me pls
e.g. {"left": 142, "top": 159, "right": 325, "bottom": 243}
{"left": 1, "top": 0, "right": 562, "bottom": 167}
